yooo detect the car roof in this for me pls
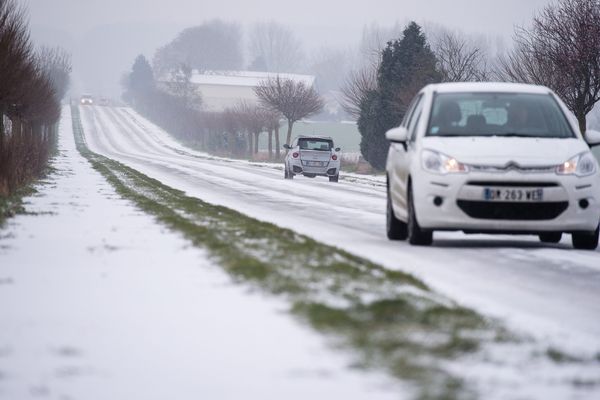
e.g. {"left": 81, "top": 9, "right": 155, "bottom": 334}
{"left": 424, "top": 82, "right": 552, "bottom": 95}
{"left": 296, "top": 135, "right": 333, "bottom": 140}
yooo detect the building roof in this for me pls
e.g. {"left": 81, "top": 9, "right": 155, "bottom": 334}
{"left": 189, "top": 70, "right": 315, "bottom": 87}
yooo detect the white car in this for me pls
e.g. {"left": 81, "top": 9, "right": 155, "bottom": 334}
{"left": 385, "top": 82, "right": 600, "bottom": 249}
{"left": 283, "top": 136, "right": 341, "bottom": 182}
{"left": 80, "top": 94, "right": 93, "bottom": 105}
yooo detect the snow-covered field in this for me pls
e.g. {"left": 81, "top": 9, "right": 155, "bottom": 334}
{"left": 80, "top": 105, "right": 600, "bottom": 357}
{"left": 0, "top": 107, "right": 400, "bottom": 399}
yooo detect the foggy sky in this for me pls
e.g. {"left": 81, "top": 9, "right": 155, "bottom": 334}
{"left": 27, "top": 0, "right": 552, "bottom": 38}
{"left": 23, "top": 0, "right": 555, "bottom": 98}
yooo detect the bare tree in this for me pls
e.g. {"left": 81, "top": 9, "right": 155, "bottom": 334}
{"left": 498, "top": 0, "right": 600, "bottom": 132}
{"left": 36, "top": 46, "right": 72, "bottom": 101}
{"left": 231, "top": 101, "right": 266, "bottom": 157}
{"left": 254, "top": 77, "right": 324, "bottom": 147}
{"left": 153, "top": 20, "right": 243, "bottom": 76}
{"left": 358, "top": 22, "right": 404, "bottom": 67}
{"left": 165, "top": 63, "right": 202, "bottom": 109}
{"left": 0, "top": 0, "right": 66, "bottom": 195}
{"left": 309, "top": 47, "right": 351, "bottom": 93}
{"left": 431, "top": 30, "right": 488, "bottom": 82}
{"left": 0, "top": 0, "right": 32, "bottom": 136}
{"left": 248, "top": 21, "right": 304, "bottom": 72}
{"left": 263, "top": 108, "right": 282, "bottom": 159}
{"left": 340, "top": 63, "right": 378, "bottom": 119}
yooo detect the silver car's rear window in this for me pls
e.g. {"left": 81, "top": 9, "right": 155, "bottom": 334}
{"left": 299, "top": 139, "right": 332, "bottom": 151}
{"left": 426, "top": 93, "right": 575, "bottom": 138}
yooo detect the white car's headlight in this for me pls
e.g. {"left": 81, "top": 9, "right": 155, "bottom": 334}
{"left": 556, "top": 152, "right": 598, "bottom": 177}
{"left": 421, "top": 149, "right": 468, "bottom": 174}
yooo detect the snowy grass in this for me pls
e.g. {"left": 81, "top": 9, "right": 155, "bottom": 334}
{"left": 71, "top": 106, "right": 529, "bottom": 400}
{"left": 0, "top": 166, "right": 58, "bottom": 227}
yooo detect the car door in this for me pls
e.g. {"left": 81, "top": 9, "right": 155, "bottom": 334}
{"left": 388, "top": 94, "right": 425, "bottom": 220}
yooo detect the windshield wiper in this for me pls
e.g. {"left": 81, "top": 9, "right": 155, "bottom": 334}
{"left": 493, "top": 132, "right": 536, "bottom": 137}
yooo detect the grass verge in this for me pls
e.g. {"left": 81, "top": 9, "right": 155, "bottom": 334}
{"left": 0, "top": 186, "right": 34, "bottom": 227}
{"left": 72, "top": 105, "right": 513, "bottom": 400}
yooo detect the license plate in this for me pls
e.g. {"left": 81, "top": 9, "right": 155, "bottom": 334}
{"left": 483, "top": 187, "right": 544, "bottom": 202}
{"left": 306, "top": 161, "right": 323, "bottom": 166}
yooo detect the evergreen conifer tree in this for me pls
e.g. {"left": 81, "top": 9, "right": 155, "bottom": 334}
{"left": 358, "top": 22, "right": 441, "bottom": 170}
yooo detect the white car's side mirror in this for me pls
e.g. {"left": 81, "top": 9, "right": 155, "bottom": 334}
{"left": 584, "top": 129, "right": 600, "bottom": 147}
{"left": 385, "top": 127, "right": 409, "bottom": 143}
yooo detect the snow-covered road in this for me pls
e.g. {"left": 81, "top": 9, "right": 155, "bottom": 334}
{"left": 0, "top": 107, "right": 400, "bottom": 400}
{"left": 80, "top": 105, "right": 600, "bottom": 357}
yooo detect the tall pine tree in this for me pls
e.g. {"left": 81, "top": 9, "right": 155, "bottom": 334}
{"left": 358, "top": 22, "right": 441, "bottom": 170}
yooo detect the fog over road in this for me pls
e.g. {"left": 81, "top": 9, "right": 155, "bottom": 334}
{"left": 80, "top": 105, "right": 600, "bottom": 357}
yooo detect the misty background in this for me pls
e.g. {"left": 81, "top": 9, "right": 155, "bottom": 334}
{"left": 26, "top": 0, "right": 554, "bottom": 99}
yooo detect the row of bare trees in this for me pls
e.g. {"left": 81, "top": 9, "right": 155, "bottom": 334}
{"left": 124, "top": 53, "right": 324, "bottom": 160}
{"left": 0, "top": 0, "right": 71, "bottom": 196}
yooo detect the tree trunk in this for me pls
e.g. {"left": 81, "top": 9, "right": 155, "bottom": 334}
{"left": 0, "top": 109, "right": 4, "bottom": 143}
{"left": 576, "top": 112, "right": 587, "bottom": 135}
{"left": 228, "top": 131, "right": 236, "bottom": 156}
{"left": 268, "top": 129, "right": 273, "bottom": 159}
{"left": 254, "top": 132, "right": 259, "bottom": 154}
{"left": 275, "top": 126, "right": 280, "bottom": 159}
{"left": 286, "top": 120, "right": 294, "bottom": 147}
{"left": 0, "top": 110, "right": 4, "bottom": 153}
{"left": 248, "top": 132, "right": 254, "bottom": 159}
{"left": 11, "top": 117, "right": 20, "bottom": 137}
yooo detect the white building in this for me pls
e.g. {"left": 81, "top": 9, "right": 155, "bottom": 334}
{"left": 169, "top": 70, "right": 316, "bottom": 112}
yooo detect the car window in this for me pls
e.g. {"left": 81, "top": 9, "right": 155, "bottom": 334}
{"left": 298, "top": 139, "right": 333, "bottom": 151}
{"left": 426, "top": 92, "right": 575, "bottom": 138}
{"left": 408, "top": 95, "right": 425, "bottom": 142}
{"left": 401, "top": 94, "right": 421, "bottom": 127}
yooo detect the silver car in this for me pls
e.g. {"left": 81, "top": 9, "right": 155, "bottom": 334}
{"left": 283, "top": 136, "right": 341, "bottom": 182}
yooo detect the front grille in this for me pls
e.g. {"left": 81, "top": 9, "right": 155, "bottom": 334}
{"left": 467, "top": 181, "right": 559, "bottom": 187}
{"left": 469, "top": 165, "right": 556, "bottom": 173}
{"left": 457, "top": 200, "right": 568, "bottom": 220}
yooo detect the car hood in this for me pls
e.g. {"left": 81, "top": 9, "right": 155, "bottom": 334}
{"left": 421, "top": 137, "right": 588, "bottom": 166}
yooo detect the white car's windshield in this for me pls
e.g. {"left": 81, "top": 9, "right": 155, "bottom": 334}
{"left": 426, "top": 93, "right": 575, "bottom": 138}
{"left": 298, "top": 139, "right": 332, "bottom": 151}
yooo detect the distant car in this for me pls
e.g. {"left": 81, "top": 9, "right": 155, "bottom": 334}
{"left": 283, "top": 136, "right": 341, "bottom": 182}
{"left": 80, "top": 94, "right": 93, "bottom": 105}
{"left": 385, "top": 82, "right": 600, "bottom": 249}
{"left": 99, "top": 97, "right": 109, "bottom": 106}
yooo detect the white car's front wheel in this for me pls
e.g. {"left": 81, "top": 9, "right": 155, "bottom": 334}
{"left": 539, "top": 232, "right": 562, "bottom": 244}
{"left": 284, "top": 165, "right": 293, "bottom": 180}
{"left": 407, "top": 184, "right": 433, "bottom": 246}
{"left": 572, "top": 224, "right": 599, "bottom": 250}
{"left": 386, "top": 185, "right": 407, "bottom": 240}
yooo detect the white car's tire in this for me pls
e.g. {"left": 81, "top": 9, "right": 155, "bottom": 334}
{"left": 407, "top": 184, "right": 433, "bottom": 246}
{"left": 386, "top": 187, "right": 407, "bottom": 240}
{"left": 284, "top": 166, "right": 293, "bottom": 180}
{"left": 329, "top": 174, "right": 339, "bottom": 183}
{"left": 539, "top": 232, "right": 562, "bottom": 244}
{"left": 572, "top": 224, "right": 599, "bottom": 250}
